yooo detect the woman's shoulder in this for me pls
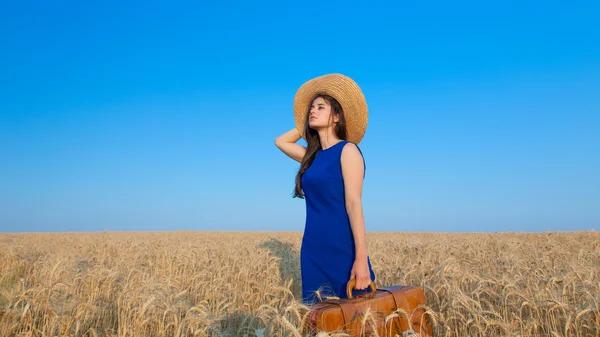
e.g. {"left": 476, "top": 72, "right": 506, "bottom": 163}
{"left": 341, "top": 140, "right": 363, "bottom": 154}
{"left": 340, "top": 140, "right": 366, "bottom": 176}
{"left": 340, "top": 140, "right": 364, "bottom": 161}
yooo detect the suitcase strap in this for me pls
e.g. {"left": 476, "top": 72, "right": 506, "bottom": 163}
{"left": 338, "top": 302, "right": 363, "bottom": 335}
{"left": 314, "top": 301, "right": 364, "bottom": 335}
{"left": 380, "top": 286, "right": 406, "bottom": 309}
{"left": 379, "top": 286, "right": 411, "bottom": 331}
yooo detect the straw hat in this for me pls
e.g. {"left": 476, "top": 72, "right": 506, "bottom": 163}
{"left": 293, "top": 73, "right": 368, "bottom": 144}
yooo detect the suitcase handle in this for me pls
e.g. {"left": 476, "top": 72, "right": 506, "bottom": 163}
{"left": 346, "top": 278, "right": 377, "bottom": 299}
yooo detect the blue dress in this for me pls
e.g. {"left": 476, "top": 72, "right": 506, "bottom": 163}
{"left": 300, "top": 139, "right": 376, "bottom": 304}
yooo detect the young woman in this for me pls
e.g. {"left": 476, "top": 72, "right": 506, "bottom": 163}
{"left": 275, "top": 74, "right": 376, "bottom": 304}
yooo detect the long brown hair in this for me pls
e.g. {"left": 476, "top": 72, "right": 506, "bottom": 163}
{"left": 293, "top": 94, "right": 347, "bottom": 198}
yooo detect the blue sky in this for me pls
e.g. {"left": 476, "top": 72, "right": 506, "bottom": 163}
{"left": 1, "top": 1, "right": 599, "bottom": 233}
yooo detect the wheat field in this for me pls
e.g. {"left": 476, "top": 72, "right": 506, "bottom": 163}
{"left": 0, "top": 231, "right": 598, "bottom": 337}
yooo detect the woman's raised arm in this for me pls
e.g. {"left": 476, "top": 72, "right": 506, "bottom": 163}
{"left": 275, "top": 128, "right": 306, "bottom": 163}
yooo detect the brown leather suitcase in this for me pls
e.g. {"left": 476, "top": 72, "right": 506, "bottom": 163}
{"left": 302, "top": 280, "right": 433, "bottom": 336}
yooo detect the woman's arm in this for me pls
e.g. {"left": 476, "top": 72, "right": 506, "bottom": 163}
{"left": 275, "top": 128, "right": 306, "bottom": 163}
{"left": 341, "top": 142, "right": 371, "bottom": 290}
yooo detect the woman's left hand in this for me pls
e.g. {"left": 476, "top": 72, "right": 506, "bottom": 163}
{"left": 350, "top": 257, "right": 371, "bottom": 290}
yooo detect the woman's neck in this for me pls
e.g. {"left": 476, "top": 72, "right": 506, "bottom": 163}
{"left": 318, "top": 128, "right": 342, "bottom": 150}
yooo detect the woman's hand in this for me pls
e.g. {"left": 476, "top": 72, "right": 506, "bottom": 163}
{"left": 350, "top": 257, "right": 371, "bottom": 290}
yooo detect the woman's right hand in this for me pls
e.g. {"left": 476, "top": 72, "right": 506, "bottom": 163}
{"left": 275, "top": 128, "right": 306, "bottom": 163}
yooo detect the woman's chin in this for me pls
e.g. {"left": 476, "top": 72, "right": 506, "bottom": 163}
{"left": 308, "top": 122, "right": 320, "bottom": 130}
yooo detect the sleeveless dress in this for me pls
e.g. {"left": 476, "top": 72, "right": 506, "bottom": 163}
{"left": 300, "top": 139, "right": 376, "bottom": 304}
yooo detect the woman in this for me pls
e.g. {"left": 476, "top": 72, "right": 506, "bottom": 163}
{"left": 275, "top": 74, "right": 376, "bottom": 304}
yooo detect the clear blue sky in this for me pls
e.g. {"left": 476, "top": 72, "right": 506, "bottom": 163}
{"left": 1, "top": 1, "right": 599, "bottom": 233}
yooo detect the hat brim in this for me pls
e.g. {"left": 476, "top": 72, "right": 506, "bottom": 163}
{"left": 293, "top": 73, "right": 368, "bottom": 144}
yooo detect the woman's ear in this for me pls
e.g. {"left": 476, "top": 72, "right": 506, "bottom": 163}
{"left": 333, "top": 113, "right": 340, "bottom": 123}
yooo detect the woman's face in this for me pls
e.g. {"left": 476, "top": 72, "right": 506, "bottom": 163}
{"left": 308, "top": 97, "right": 338, "bottom": 129}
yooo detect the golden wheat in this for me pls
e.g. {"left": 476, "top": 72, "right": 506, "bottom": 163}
{"left": 0, "top": 231, "right": 598, "bottom": 337}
